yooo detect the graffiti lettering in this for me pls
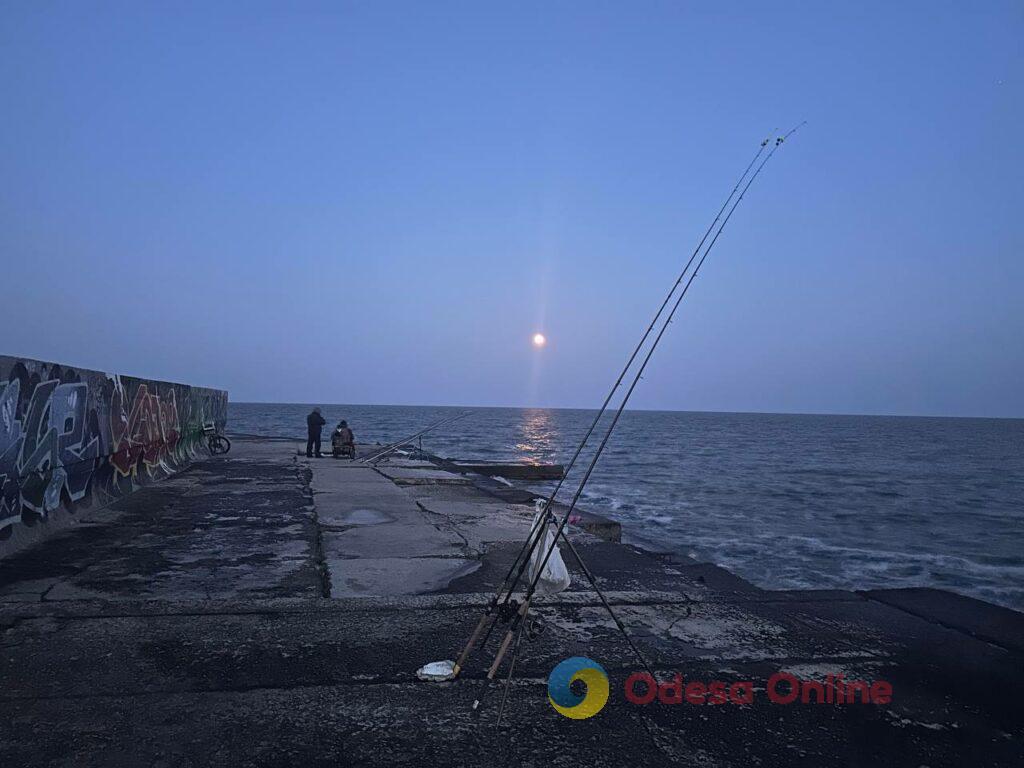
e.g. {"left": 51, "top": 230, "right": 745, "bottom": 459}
{"left": 0, "top": 356, "right": 227, "bottom": 543}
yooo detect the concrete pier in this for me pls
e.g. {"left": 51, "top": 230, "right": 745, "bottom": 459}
{"left": 1, "top": 437, "right": 1022, "bottom": 766}
{"left": 445, "top": 460, "right": 566, "bottom": 480}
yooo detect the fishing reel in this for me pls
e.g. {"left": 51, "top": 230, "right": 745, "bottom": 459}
{"left": 526, "top": 615, "right": 546, "bottom": 641}
{"left": 497, "top": 598, "right": 519, "bottom": 624}
{"left": 497, "top": 598, "right": 546, "bottom": 640}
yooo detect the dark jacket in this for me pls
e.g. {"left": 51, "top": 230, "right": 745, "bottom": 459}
{"left": 332, "top": 426, "right": 354, "bottom": 447}
{"left": 307, "top": 412, "right": 326, "bottom": 436}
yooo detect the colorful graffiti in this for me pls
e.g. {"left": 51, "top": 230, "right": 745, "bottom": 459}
{"left": 0, "top": 356, "right": 227, "bottom": 544}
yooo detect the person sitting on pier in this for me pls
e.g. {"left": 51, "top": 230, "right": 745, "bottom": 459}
{"left": 331, "top": 420, "right": 355, "bottom": 459}
{"left": 306, "top": 407, "right": 326, "bottom": 458}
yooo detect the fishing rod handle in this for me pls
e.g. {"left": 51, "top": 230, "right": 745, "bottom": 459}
{"left": 487, "top": 629, "right": 515, "bottom": 679}
{"left": 454, "top": 612, "right": 492, "bottom": 677}
{"left": 486, "top": 598, "right": 531, "bottom": 679}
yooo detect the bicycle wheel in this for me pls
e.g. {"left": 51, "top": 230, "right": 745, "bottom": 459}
{"left": 208, "top": 435, "right": 231, "bottom": 455}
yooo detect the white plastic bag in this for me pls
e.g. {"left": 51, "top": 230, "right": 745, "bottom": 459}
{"left": 416, "top": 660, "right": 456, "bottom": 682}
{"left": 527, "top": 508, "right": 571, "bottom": 594}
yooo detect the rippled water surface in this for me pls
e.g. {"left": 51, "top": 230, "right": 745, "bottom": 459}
{"left": 230, "top": 403, "right": 1024, "bottom": 610}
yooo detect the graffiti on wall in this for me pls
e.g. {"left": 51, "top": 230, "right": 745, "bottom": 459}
{"left": 0, "top": 356, "right": 227, "bottom": 541}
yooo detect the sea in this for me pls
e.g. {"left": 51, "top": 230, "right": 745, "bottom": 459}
{"left": 229, "top": 403, "right": 1024, "bottom": 611}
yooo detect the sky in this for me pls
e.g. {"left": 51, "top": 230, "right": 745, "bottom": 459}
{"left": 1, "top": 2, "right": 1021, "bottom": 417}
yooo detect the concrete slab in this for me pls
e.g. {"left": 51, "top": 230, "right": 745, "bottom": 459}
{"left": 327, "top": 557, "right": 481, "bottom": 596}
{"left": 307, "top": 453, "right": 478, "bottom": 598}
{"left": 321, "top": 524, "right": 467, "bottom": 559}
{"left": 448, "top": 460, "right": 565, "bottom": 480}
{"left": 862, "top": 587, "right": 1024, "bottom": 654}
{"left": 306, "top": 462, "right": 422, "bottom": 529}
{"left": 415, "top": 499, "right": 535, "bottom": 522}
{"left": 370, "top": 459, "right": 439, "bottom": 469}
{"left": 413, "top": 498, "right": 535, "bottom": 549}
{"left": 0, "top": 444, "right": 323, "bottom": 602}
{"left": 376, "top": 467, "right": 473, "bottom": 485}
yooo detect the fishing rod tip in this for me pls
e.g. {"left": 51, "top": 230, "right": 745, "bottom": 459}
{"left": 781, "top": 120, "right": 808, "bottom": 140}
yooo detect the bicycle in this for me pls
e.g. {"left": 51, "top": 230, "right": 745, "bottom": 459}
{"left": 203, "top": 423, "right": 232, "bottom": 455}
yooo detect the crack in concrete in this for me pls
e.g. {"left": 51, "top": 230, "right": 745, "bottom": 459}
{"left": 412, "top": 500, "right": 488, "bottom": 566}
{"left": 860, "top": 592, "right": 1020, "bottom": 653}
{"left": 38, "top": 582, "right": 59, "bottom": 602}
{"left": 297, "top": 460, "right": 331, "bottom": 599}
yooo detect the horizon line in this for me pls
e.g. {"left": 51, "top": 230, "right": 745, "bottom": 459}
{"left": 229, "top": 400, "right": 1024, "bottom": 422}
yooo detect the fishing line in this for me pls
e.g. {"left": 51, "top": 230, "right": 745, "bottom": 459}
{"left": 451, "top": 133, "right": 774, "bottom": 677}
{"left": 499, "top": 122, "right": 803, "bottom": 665}
{"left": 477, "top": 122, "right": 805, "bottom": 710}
{"left": 363, "top": 413, "right": 465, "bottom": 463}
{"left": 361, "top": 411, "right": 471, "bottom": 464}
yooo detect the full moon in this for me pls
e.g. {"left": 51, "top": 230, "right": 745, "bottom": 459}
{"left": 532, "top": 333, "right": 546, "bottom": 347}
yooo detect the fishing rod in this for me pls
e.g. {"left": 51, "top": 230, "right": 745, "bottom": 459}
{"left": 362, "top": 411, "right": 469, "bottom": 463}
{"left": 361, "top": 421, "right": 444, "bottom": 463}
{"left": 474, "top": 123, "right": 805, "bottom": 712}
{"left": 361, "top": 411, "right": 471, "bottom": 464}
{"left": 450, "top": 133, "right": 775, "bottom": 679}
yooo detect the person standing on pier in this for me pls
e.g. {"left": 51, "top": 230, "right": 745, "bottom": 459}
{"left": 306, "top": 407, "right": 326, "bottom": 458}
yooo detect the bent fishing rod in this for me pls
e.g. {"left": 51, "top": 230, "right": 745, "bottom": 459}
{"left": 451, "top": 133, "right": 775, "bottom": 679}
{"left": 361, "top": 411, "right": 471, "bottom": 464}
{"left": 474, "top": 123, "right": 805, "bottom": 711}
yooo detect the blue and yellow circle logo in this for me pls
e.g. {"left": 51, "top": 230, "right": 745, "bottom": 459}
{"left": 547, "top": 656, "right": 609, "bottom": 719}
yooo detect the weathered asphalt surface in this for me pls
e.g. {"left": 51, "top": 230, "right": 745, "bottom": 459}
{"left": 0, "top": 438, "right": 1021, "bottom": 767}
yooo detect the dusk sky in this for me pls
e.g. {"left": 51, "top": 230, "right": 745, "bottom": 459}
{"left": 2, "top": 2, "right": 1021, "bottom": 417}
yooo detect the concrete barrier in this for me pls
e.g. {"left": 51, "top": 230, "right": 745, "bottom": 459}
{"left": 0, "top": 355, "right": 227, "bottom": 556}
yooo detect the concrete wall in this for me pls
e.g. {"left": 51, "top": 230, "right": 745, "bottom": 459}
{"left": 0, "top": 356, "right": 227, "bottom": 556}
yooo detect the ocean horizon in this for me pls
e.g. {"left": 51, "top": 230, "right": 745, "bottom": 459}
{"left": 231, "top": 400, "right": 1024, "bottom": 421}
